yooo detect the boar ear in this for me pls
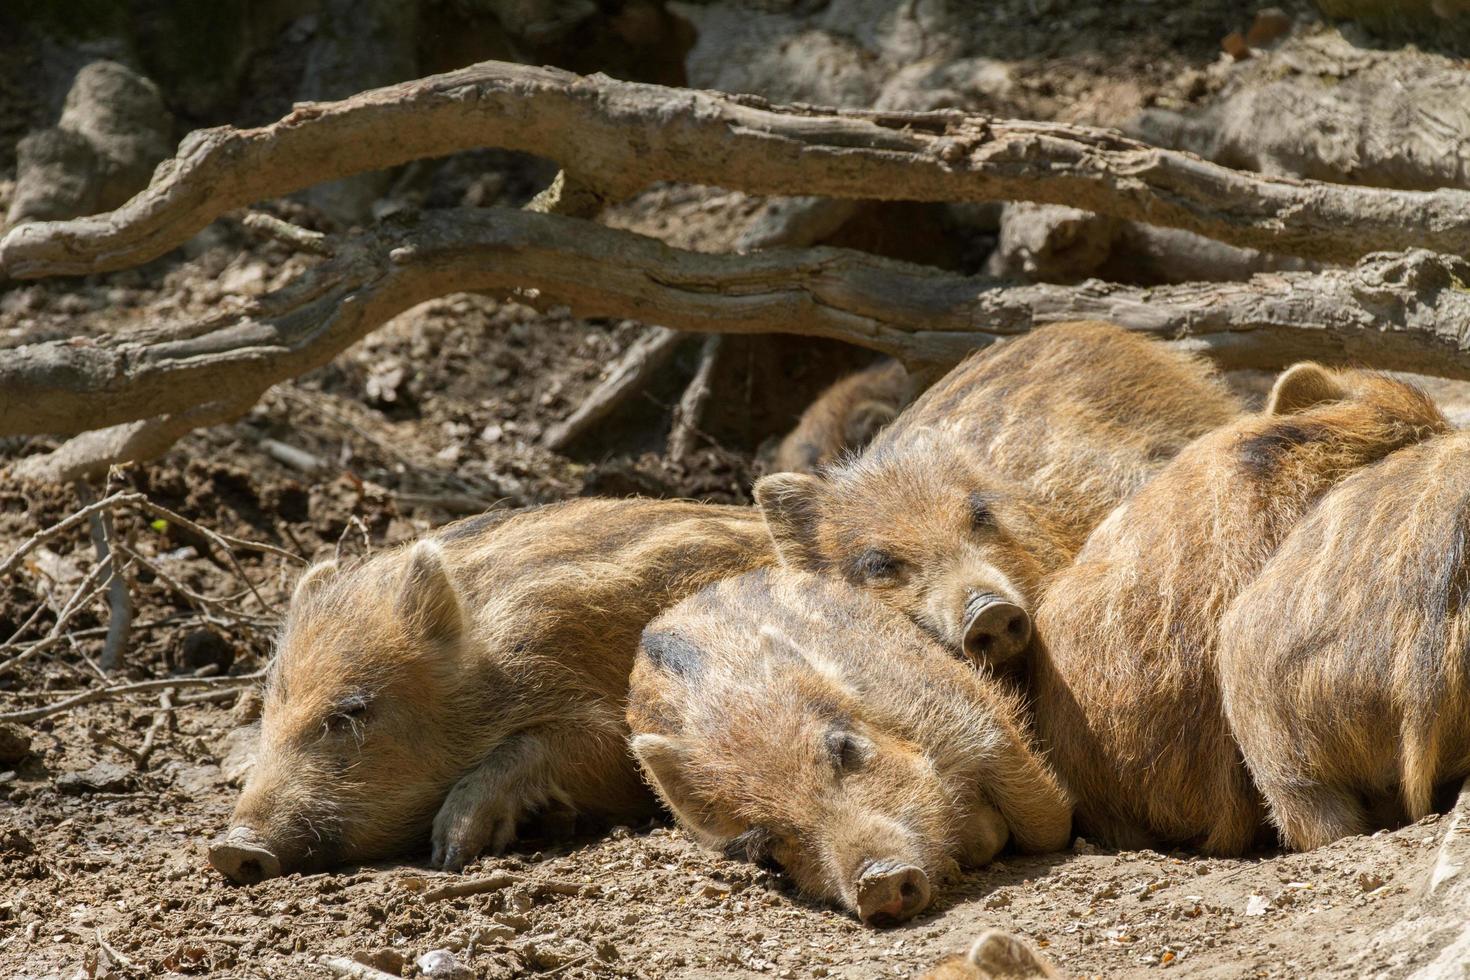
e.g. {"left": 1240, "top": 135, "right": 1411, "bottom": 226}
{"left": 291, "top": 560, "right": 339, "bottom": 606}
{"left": 1267, "top": 362, "right": 1345, "bottom": 416}
{"left": 630, "top": 733, "right": 731, "bottom": 839}
{"left": 753, "top": 473, "right": 825, "bottom": 569}
{"left": 396, "top": 541, "right": 463, "bottom": 645}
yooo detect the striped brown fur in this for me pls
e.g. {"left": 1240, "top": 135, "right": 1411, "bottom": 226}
{"left": 1033, "top": 364, "right": 1449, "bottom": 855}
{"left": 225, "top": 498, "right": 774, "bottom": 874}
{"left": 1219, "top": 429, "right": 1470, "bottom": 849}
{"left": 627, "top": 567, "right": 1071, "bottom": 924}
{"left": 755, "top": 321, "right": 1241, "bottom": 669}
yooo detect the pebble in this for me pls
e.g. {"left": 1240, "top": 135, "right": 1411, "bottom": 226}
{"left": 0, "top": 723, "right": 31, "bottom": 765}
{"left": 56, "top": 761, "right": 133, "bottom": 795}
{"left": 416, "top": 948, "right": 471, "bottom": 980}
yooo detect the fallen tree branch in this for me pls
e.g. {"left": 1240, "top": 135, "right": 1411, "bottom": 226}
{"left": 6, "top": 209, "right": 1470, "bottom": 469}
{"left": 2, "top": 60, "right": 1467, "bottom": 280}
{"left": 543, "top": 326, "right": 685, "bottom": 451}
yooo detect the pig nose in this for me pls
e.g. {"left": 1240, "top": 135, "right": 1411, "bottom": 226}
{"left": 963, "top": 594, "right": 1032, "bottom": 666}
{"left": 855, "top": 861, "right": 932, "bottom": 926}
{"left": 208, "top": 826, "right": 283, "bottom": 884}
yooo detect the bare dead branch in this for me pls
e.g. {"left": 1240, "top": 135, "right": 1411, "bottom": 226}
{"left": 0, "top": 670, "right": 264, "bottom": 724}
{"left": 543, "top": 326, "right": 685, "bottom": 451}
{"left": 5, "top": 206, "right": 1470, "bottom": 472}
{"left": 2, "top": 60, "right": 1466, "bottom": 281}
{"left": 0, "top": 491, "right": 146, "bottom": 580}
{"left": 668, "top": 334, "right": 722, "bottom": 461}
{"left": 74, "top": 479, "right": 133, "bottom": 672}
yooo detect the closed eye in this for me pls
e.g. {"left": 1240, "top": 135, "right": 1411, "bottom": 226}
{"left": 852, "top": 548, "right": 902, "bottom": 584}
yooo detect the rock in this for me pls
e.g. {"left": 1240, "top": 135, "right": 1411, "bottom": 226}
{"left": 56, "top": 760, "right": 133, "bottom": 795}
{"left": 7, "top": 60, "right": 172, "bottom": 226}
{"left": 698, "top": 880, "right": 734, "bottom": 900}
{"left": 415, "top": 949, "right": 470, "bottom": 980}
{"left": 0, "top": 724, "right": 32, "bottom": 766}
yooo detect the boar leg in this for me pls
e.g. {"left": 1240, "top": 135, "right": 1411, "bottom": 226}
{"left": 430, "top": 728, "right": 591, "bottom": 871}
{"left": 1258, "top": 777, "right": 1371, "bottom": 851}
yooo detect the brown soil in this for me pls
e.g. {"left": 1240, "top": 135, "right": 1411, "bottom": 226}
{"left": 4, "top": 3, "right": 1469, "bottom": 978}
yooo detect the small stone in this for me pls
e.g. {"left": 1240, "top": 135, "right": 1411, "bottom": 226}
{"left": 596, "top": 940, "right": 619, "bottom": 961}
{"left": 475, "top": 924, "right": 517, "bottom": 943}
{"left": 56, "top": 761, "right": 133, "bottom": 794}
{"left": 1221, "top": 31, "right": 1251, "bottom": 60}
{"left": 698, "top": 881, "right": 733, "bottom": 900}
{"left": 1357, "top": 871, "right": 1386, "bottom": 894}
{"left": 353, "top": 948, "right": 405, "bottom": 975}
{"left": 1244, "top": 894, "right": 1271, "bottom": 916}
{"left": 0, "top": 724, "right": 31, "bottom": 765}
{"left": 983, "top": 891, "right": 1013, "bottom": 910}
{"left": 415, "top": 948, "right": 470, "bottom": 980}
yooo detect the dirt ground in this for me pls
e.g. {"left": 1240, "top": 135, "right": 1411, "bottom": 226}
{"left": 4, "top": 2, "right": 1470, "bottom": 978}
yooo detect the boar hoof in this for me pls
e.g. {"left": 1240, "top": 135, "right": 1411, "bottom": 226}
{"left": 855, "top": 860, "right": 931, "bottom": 926}
{"left": 209, "top": 827, "right": 283, "bottom": 883}
{"left": 963, "top": 596, "right": 1031, "bottom": 666}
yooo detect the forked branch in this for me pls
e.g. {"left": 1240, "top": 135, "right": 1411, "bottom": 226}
{"left": 2, "top": 60, "right": 1468, "bottom": 279}
{"left": 4, "top": 207, "right": 1470, "bottom": 462}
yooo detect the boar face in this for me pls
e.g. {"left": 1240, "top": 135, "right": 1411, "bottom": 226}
{"left": 213, "top": 542, "right": 472, "bottom": 881}
{"left": 754, "top": 440, "right": 1067, "bottom": 668}
{"left": 633, "top": 633, "right": 979, "bottom": 925}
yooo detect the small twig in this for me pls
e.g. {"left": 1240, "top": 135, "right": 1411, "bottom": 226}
{"left": 0, "top": 670, "right": 264, "bottom": 724}
{"left": 668, "top": 333, "right": 722, "bottom": 462}
{"left": 258, "top": 437, "right": 325, "bottom": 474}
{"left": 0, "top": 491, "right": 146, "bottom": 580}
{"left": 115, "top": 542, "right": 274, "bottom": 641}
{"left": 173, "top": 687, "right": 244, "bottom": 707}
{"left": 544, "top": 326, "right": 685, "bottom": 452}
{"left": 420, "top": 871, "right": 522, "bottom": 902}
{"left": 335, "top": 515, "right": 372, "bottom": 564}
{"left": 242, "top": 211, "right": 333, "bottom": 256}
{"left": 88, "top": 725, "right": 142, "bottom": 767}
{"left": 0, "top": 556, "right": 136, "bottom": 677}
{"left": 75, "top": 480, "right": 133, "bottom": 671}
{"left": 136, "top": 689, "right": 174, "bottom": 770}
{"left": 132, "top": 498, "right": 296, "bottom": 614}
{"left": 318, "top": 956, "right": 403, "bottom": 980}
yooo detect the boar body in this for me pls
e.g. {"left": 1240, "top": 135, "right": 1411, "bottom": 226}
{"left": 1219, "top": 430, "right": 1470, "bottom": 850}
{"left": 212, "top": 499, "right": 773, "bottom": 882}
{"left": 1033, "top": 365, "right": 1449, "bottom": 855}
{"left": 756, "top": 321, "right": 1240, "bottom": 667}
{"left": 772, "top": 358, "right": 913, "bottom": 474}
{"left": 627, "top": 567, "right": 1071, "bottom": 925}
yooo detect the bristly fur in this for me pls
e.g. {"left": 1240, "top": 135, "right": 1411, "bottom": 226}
{"left": 772, "top": 359, "right": 912, "bottom": 475}
{"left": 1220, "top": 429, "right": 1470, "bottom": 850}
{"left": 756, "top": 321, "right": 1242, "bottom": 670}
{"left": 626, "top": 567, "right": 1072, "bottom": 918}
{"left": 229, "top": 498, "right": 774, "bottom": 871}
{"left": 1033, "top": 365, "right": 1449, "bottom": 855}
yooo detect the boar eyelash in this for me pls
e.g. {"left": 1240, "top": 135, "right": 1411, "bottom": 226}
{"left": 723, "top": 826, "right": 775, "bottom": 865}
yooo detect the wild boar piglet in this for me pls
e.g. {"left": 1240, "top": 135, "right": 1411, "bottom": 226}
{"left": 627, "top": 567, "right": 1072, "bottom": 926}
{"left": 1220, "top": 429, "right": 1470, "bottom": 850}
{"left": 772, "top": 358, "right": 912, "bottom": 474}
{"left": 756, "top": 321, "right": 1240, "bottom": 670}
{"left": 209, "top": 499, "right": 773, "bottom": 883}
{"left": 1034, "top": 363, "right": 1449, "bottom": 855}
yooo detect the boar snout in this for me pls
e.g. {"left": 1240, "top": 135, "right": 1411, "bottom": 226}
{"left": 855, "top": 859, "right": 932, "bottom": 926}
{"left": 209, "top": 826, "right": 283, "bottom": 884}
{"left": 963, "top": 593, "right": 1031, "bottom": 666}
